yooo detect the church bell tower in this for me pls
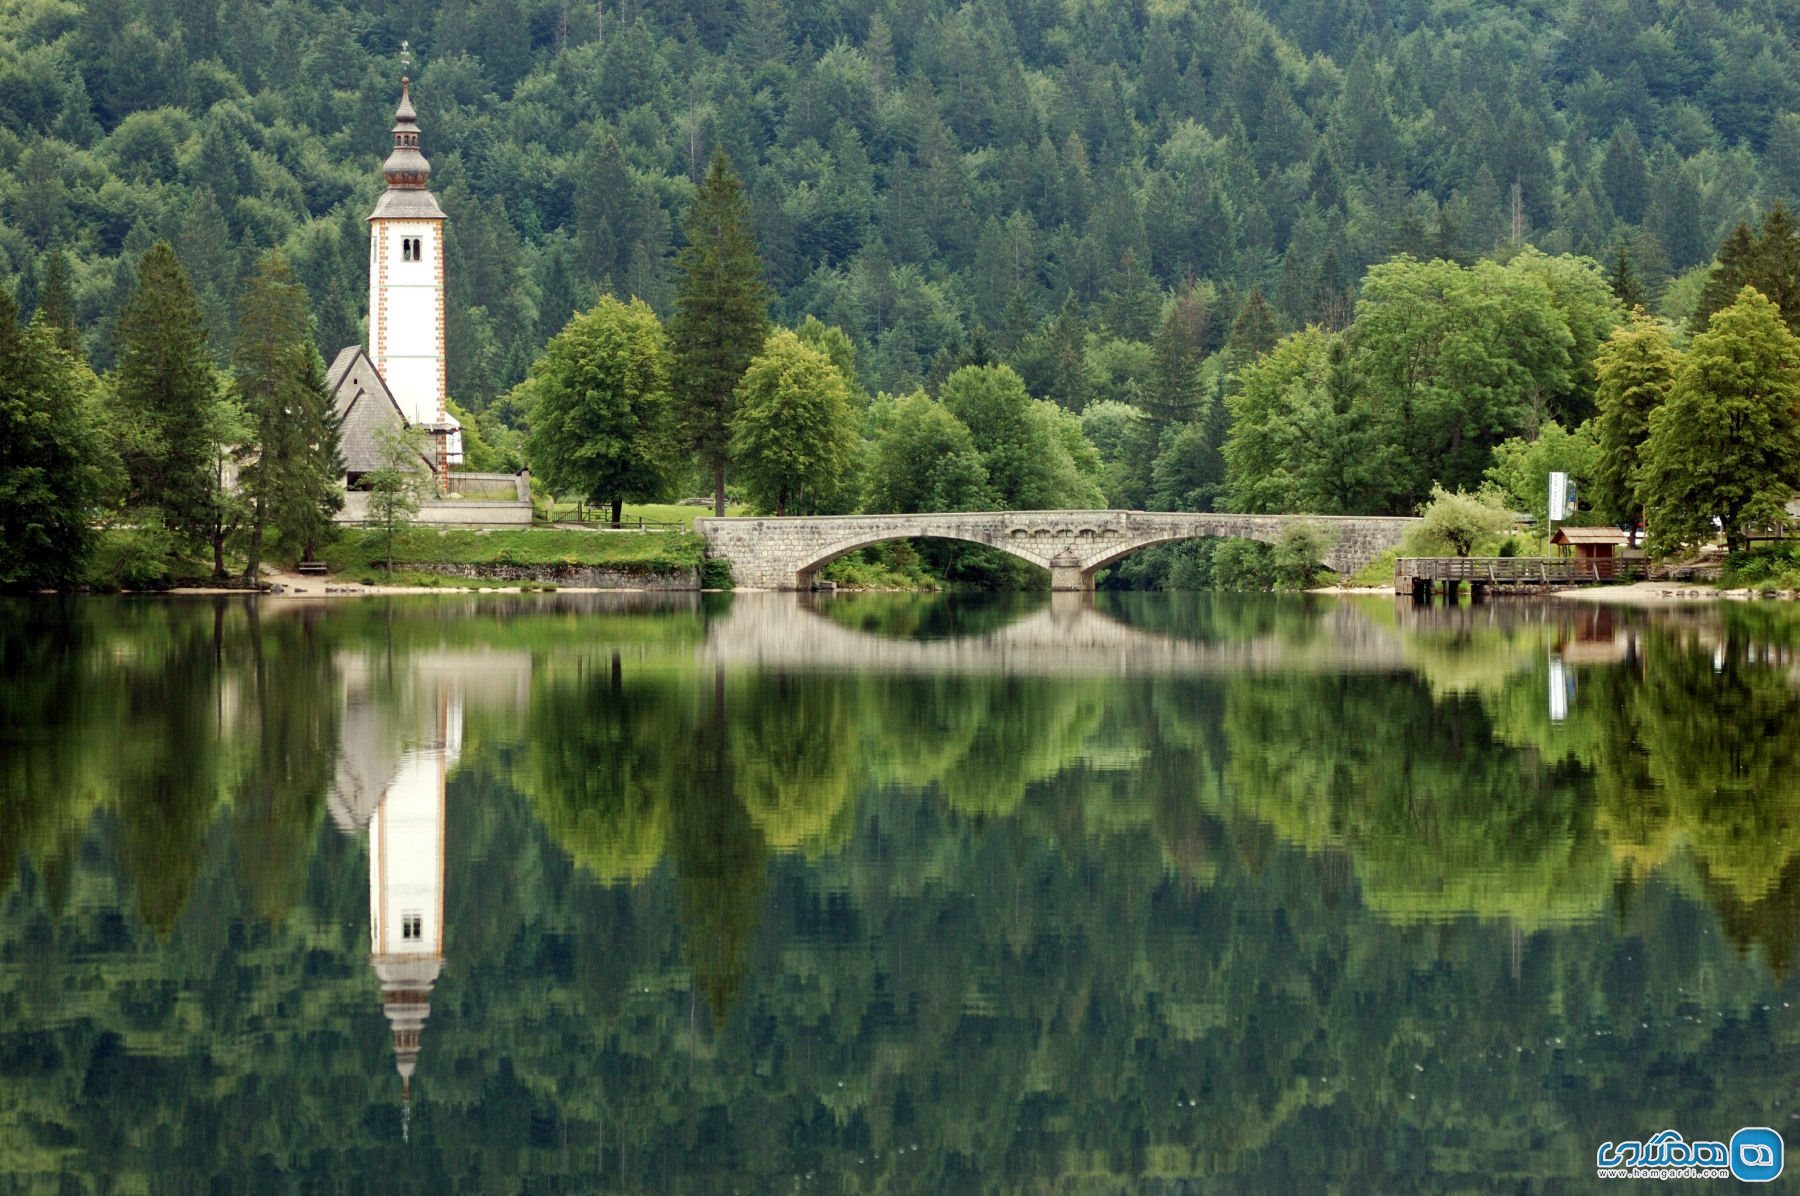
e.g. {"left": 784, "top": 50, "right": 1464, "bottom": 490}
{"left": 368, "top": 77, "right": 451, "bottom": 482}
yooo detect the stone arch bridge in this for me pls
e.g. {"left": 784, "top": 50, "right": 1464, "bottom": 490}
{"left": 695, "top": 510, "right": 1419, "bottom": 591}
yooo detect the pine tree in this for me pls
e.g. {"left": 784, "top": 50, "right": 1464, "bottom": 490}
{"left": 233, "top": 252, "right": 343, "bottom": 579}
{"left": 111, "top": 242, "right": 222, "bottom": 563}
{"left": 1144, "top": 285, "right": 1208, "bottom": 428}
{"left": 668, "top": 150, "right": 770, "bottom": 515}
{"left": 1224, "top": 287, "right": 1278, "bottom": 376}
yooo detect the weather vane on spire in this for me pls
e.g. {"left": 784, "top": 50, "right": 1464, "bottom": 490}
{"left": 400, "top": 38, "right": 411, "bottom": 71}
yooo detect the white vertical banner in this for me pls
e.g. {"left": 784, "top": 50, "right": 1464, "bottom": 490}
{"left": 1548, "top": 655, "right": 1569, "bottom": 723}
{"left": 1548, "top": 472, "right": 1568, "bottom": 525}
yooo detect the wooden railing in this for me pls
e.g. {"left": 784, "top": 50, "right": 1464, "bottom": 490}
{"left": 1396, "top": 556, "right": 1637, "bottom": 590}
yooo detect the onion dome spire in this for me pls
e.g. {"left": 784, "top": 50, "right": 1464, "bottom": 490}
{"left": 382, "top": 77, "right": 431, "bottom": 189}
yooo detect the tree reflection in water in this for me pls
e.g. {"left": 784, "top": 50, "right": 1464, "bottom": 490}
{"left": 3, "top": 593, "right": 1800, "bottom": 1189}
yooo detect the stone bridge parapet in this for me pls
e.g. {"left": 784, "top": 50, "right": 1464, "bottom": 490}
{"left": 695, "top": 510, "right": 1419, "bottom": 590}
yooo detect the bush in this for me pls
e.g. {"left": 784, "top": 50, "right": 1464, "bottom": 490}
{"left": 700, "top": 556, "right": 734, "bottom": 589}
{"left": 1270, "top": 523, "right": 1336, "bottom": 589}
{"left": 84, "top": 526, "right": 174, "bottom": 590}
{"left": 1408, "top": 486, "right": 1516, "bottom": 557}
{"left": 1721, "top": 543, "right": 1800, "bottom": 587}
{"left": 1212, "top": 539, "right": 1276, "bottom": 590}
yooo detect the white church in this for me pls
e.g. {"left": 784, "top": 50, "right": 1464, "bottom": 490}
{"left": 328, "top": 77, "right": 463, "bottom": 492}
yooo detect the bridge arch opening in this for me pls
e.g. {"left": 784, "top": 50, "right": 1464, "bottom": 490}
{"left": 1087, "top": 531, "right": 1337, "bottom": 591}
{"left": 796, "top": 533, "right": 1056, "bottom": 589}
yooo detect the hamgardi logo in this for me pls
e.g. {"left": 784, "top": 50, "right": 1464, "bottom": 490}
{"left": 1594, "top": 1126, "right": 1782, "bottom": 1181}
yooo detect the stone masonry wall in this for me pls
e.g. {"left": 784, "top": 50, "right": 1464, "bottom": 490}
{"left": 697, "top": 512, "right": 1421, "bottom": 590}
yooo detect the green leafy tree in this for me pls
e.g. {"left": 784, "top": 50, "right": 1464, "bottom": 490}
{"left": 233, "top": 252, "right": 343, "bottom": 577}
{"left": 523, "top": 296, "right": 676, "bottom": 526}
{"left": 110, "top": 242, "right": 223, "bottom": 564}
{"left": 861, "top": 391, "right": 993, "bottom": 513}
{"left": 1352, "top": 256, "right": 1576, "bottom": 508}
{"left": 0, "top": 295, "right": 115, "bottom": 589}
{"left": 669, "top": 150, "right": 771, "bottom": 515}
{"left": 363, "top": 424, "right": 430, "bottom": 575}
{"left": 1483, "top": 421, "right": 1601, "bottom": 524}
{"left": 728, "top": 329, "right": 859, "bottom": 516}
{"left": 1222, "top": 327, "right": 1330, "bottom": 513}
{"left": 1639, "top": 286, "right": 1800, "bottom": 554}
{"left": 1412, "top": 486, "right": 1516, "bottom": 557}
{"left": 939, "top": 363, "right": 1103, "bottom": 509}
{"left": 1592, "top": 312, "right": 1680, "bottom": 527}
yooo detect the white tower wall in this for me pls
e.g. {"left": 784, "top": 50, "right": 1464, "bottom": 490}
{"left": 368, "top": 217, "right": 447, "bottom": 430}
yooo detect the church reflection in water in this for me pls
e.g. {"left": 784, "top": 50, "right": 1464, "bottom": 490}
{"left": 325, "top": 650, "right": 532, "bottom": 1123}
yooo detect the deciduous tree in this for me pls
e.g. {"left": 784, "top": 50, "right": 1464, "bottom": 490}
{"left": 0, "top": 294, "right": 115, "bottom": 589}
{"left": 364, "top": 424, "right": 430, "bottom": 575}
{"left": 1412, "top": 486, "right": 1515, "bottom": 557}
{"left": 1592, "top": 312, "right": 1680, "bottom": 527}
{"left": 728, "top": 329, "right": 859, "bottom": 516}
{"left": 1639, "top": 287, "right": 1800, "bottom": 554}
{"left": 523, "top": 296, "right": 676, "bottom": 526}
{"left": 861, "top": 391, "right": 992, "bottom": 513}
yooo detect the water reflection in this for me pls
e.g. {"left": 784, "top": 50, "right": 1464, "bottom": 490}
{"left": 5, "top": 593, "right": 1800, "bottom": 1188}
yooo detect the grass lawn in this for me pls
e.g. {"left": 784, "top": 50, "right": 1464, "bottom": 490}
{"left": 324, "top": 526, "right": 706, "bottom": 580}
{"left": 537, "top": 500, "right": 752, "bottom": 528}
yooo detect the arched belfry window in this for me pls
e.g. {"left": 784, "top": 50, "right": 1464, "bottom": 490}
{"left": 402, "top": 237, "right": 422, "bottom": 262}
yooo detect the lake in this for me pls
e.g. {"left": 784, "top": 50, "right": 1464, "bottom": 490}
{"left": 3, "top": 591, "right": 1798, "bottom": 1191}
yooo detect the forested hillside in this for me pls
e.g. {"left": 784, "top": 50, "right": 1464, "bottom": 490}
{"left": 6, "top": 0, "right": 1798, "bottom": 411}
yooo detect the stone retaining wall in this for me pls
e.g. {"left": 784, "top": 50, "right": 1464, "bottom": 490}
{"left": 395, "top": 562, "right": 700, "bottom": 589}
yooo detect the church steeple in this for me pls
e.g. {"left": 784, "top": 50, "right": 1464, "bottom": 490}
{"left": 381, "top": 78, "right": 431, "bottom": 190}
{"left": 367, "top": 73, "right": 450, "bottom": 481}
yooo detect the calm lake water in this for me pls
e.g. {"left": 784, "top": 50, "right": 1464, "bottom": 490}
{"left": 4, "top": 591, "right": 1800, "bottom": 1191}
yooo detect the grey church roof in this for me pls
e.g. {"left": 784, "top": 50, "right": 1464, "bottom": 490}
{"left": 329, "top": 345, "right": 412, "bottom": 475}
{"left": 369, "top": 188, "right": 446, "bottom": 220}
{"left": 327, "top": 344, "right": 362, "bottom": 392}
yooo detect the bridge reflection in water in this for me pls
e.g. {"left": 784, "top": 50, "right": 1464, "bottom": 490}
{"left": 699, "top": 592, "right": 1412, "bottom": 675}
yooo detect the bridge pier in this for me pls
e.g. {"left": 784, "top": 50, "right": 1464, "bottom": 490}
{"left": 1050, "top": 564, "right": 1093, "bottom": 591}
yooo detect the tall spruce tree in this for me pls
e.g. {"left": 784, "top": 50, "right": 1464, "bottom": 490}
{"left": 669, "top": 150, "right": 770, "bottom": 515}
{"left": 0, "top": 292, "right": 114, "bottom": 589}
{"left": 111, "top": 242, "right": 221, "bottom": 562}
{"left": 1692, "top": 206, "right": 1800, "bottom": 333}
{"left": 35, "top": 250, "right": 81, "bottom": 357}
{"left": 233, "top": 252, "right": 342, "bottom": 578}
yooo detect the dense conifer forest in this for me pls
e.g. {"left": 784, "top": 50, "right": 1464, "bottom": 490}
{"left": 8, "top": 0, "right": 1797, "bottom": 400}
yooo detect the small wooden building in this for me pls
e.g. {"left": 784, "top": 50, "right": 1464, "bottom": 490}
{"left": 1551, "top": 525, "right": 1629, "bottom": 564}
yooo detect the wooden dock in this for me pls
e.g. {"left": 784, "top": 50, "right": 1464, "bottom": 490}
{"left": 1395, "top": 556, "right": 1635, "bottom": 600}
